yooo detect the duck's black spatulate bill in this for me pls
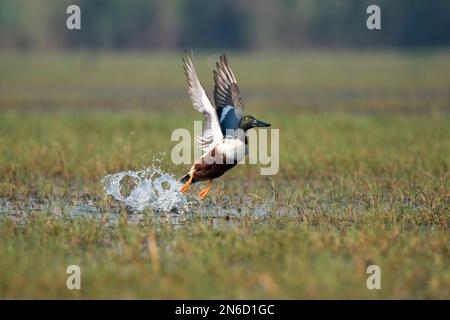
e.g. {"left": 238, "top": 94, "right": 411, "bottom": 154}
{"left": 255, "top": 119, "right": 271, "bottom": 127}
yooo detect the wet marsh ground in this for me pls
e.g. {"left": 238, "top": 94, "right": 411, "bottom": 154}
{"left": 0, "top": 51, "right": 449, "bottom": 298}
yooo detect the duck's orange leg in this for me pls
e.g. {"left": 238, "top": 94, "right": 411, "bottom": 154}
{"left": 198, "top": 180, "right": 212, "bottom": 200}
{"left": 180, "top": 174, "right": 194, "bottom": 193}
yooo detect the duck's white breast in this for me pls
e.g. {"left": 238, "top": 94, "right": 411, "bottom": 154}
{"left": 216, "top": 138, "right": 246, "bottom": 163}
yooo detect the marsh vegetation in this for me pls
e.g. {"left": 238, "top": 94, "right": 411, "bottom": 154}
{"left": 0, "top": 51, "right": 449, "bottom": 298}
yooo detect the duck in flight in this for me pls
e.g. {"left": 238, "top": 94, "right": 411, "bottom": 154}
{"left": 180, "top": 52, "right": 271, "bottom": 200}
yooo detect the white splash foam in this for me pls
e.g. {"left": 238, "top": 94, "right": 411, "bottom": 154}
{"left": 102, "top": 167, "right": 189, "bottom": 213}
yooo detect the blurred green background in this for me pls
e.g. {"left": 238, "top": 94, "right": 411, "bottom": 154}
{"left": 1, "top": 0, "right": 449, "bottom": 50}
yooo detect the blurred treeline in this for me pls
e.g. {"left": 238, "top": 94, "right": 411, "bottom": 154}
{"left": 0, "top": 0, "right": 449, "bottom": 50}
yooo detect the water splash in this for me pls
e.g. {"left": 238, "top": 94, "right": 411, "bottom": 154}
{"left": 102, "top": 166, "right": 189, "bottom": 213}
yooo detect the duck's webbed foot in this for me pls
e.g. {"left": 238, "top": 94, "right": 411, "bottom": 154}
{"left": 198, "top": 180, "right": 212, "bottom": 200}
{"left": 180, "top": 173, "right": 194, "bottom": 193}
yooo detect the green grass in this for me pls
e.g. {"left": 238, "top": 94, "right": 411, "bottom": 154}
{"left": 0, "top": 51, "right": 449, "bottom": 299}
{"left": 1, "top": 214, "right": 448, "bottom": 299}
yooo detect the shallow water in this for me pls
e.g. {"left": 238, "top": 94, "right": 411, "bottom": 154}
{"left": 1, "top": 170, "right": 422, "bottom": 227}
{"left": 0, "top": 189, "right": 425, "bottom": 228}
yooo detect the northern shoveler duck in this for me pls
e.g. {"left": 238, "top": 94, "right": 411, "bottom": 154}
{"left": 179, "top": 52, "right": 271, "bottom": 200}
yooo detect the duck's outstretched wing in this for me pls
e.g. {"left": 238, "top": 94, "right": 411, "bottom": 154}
{"left": 213, "top": 54, "right": 244, "bottom": 135}
{"left": 182, "top": 52, "right": 223, "bottom": 151}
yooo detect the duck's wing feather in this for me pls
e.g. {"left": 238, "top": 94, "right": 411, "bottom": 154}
{"left": 182, "top": 52, "right": 223, "bottom": 152}
{"left": 213, "top": 54, "right": 244, "bottom": 134}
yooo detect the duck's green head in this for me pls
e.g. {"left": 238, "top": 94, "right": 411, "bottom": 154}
{"left": 239, "top": 115, "right": 271, "bottom": 132}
